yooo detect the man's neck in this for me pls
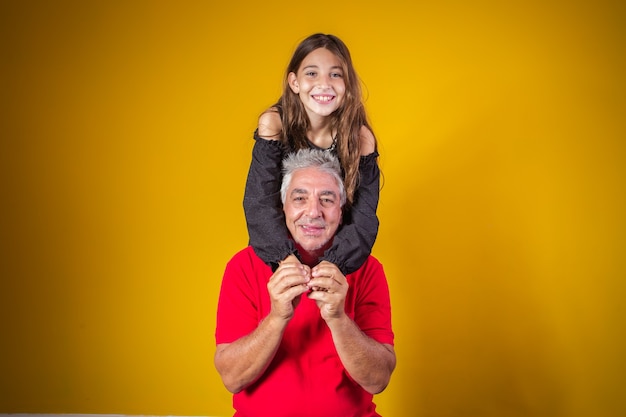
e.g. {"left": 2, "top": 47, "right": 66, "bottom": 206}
{"left": 295, "top": 244, "right": 328, "bottom": 268}
{"left": 299, "top": 252, "right": 321, "bottom": 268}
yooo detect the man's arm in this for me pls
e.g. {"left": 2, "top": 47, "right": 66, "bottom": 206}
{"left": 307, "top": 261, "right": 396, "bottom": 394}
{"left": 214, "top": 260, "right": 310, "bottom": 393}
{"left": 325, "top": 316, "right": 396, "bottom": 394}
{"left": 214, "top": 314, "right": 287, "bottom": 393}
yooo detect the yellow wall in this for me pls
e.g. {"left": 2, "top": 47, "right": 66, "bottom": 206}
{"left": 1, "top": 1, "right": 624, "bottom": 416}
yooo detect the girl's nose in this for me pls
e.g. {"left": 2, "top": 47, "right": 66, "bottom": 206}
{"left": 318, "top": 74, "right": 331, "bottom": 88}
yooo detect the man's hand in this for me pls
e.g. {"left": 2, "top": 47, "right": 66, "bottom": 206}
{"left": 307, "top": 261, "right": 348, "bottom": 321}
{"left": 268, "top": 255, "right": 310, "bottom": 321}
{"left": 307, "top": 260, "right": 396, "bottom": 395}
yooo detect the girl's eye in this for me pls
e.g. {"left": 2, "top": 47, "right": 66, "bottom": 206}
{"left": 330, "top": 72, "right": 343, "bottom": 78}
{"left": 305, "top": 71, "right": 317, "bottom": 77}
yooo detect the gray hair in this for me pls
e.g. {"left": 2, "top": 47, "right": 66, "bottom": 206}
{"left": 280, "top": 149, "right": 346, "bottom": 206}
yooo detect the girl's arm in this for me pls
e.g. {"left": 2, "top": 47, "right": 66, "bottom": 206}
{"left": 243, "top": 112, "right": 296, "bottom": 269}
{"left": 322, "top": 126, "right": 380, "bottom": 275}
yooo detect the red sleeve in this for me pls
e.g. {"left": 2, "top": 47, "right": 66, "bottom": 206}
{"left": 215, "top": 247, "right": 270, "bottom": 344}
{"left": 352, "top": 257, "right": 395, "bottom": 346}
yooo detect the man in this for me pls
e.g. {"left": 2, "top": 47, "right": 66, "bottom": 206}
{"left": 215, "top": 149, "right": 395, "bottom": 417}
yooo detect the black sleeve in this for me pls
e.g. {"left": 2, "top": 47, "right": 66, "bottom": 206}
{"left": 321, "top": 151, "right": 380, "bottom": 275}
{"left": 243, "top": 132, "right": 296, "bottom": 270}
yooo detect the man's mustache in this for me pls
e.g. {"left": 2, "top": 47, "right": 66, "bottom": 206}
{"left": 296, "top": 220, "right": 326, "bottom": 228}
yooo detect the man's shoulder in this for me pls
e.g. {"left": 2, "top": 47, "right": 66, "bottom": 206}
{"left": 347, "top": 255, "right": 389, "bottom": 295}
{"left": 227, "top": 246, "right": 263, "bottom": 266}
{"left": 223, "top": 246, "right": 272, "bottom": 284}
{"left": 350, "top": 255, "right": 384, "bottom": 275}
{"left": 363, "top": 254, "right": 383, "bottom": 267}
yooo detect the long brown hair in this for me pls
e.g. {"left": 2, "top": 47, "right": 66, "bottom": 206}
{"left": 274, "top": 33, "right": 376, "bottom": 204}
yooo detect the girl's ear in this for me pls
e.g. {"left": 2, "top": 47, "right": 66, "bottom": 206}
{"left": 288, "top": 72, "right": 299, "bottom": 94}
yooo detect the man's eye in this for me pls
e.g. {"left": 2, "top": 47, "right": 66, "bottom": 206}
{"left": 321, "top": 198, "right": 335, "bottom": 206}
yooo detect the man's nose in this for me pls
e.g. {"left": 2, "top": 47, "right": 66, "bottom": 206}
{"left": 307, "top": 199, "right": 322, "bottom": 217}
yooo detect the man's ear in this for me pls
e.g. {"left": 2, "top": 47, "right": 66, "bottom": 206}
{"left": 288, "top": 72, "right": 299, "bottom": 94}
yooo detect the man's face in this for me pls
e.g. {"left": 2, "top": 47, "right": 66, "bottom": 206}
{"left": 283, "top": 167, "right": 343, "bottom": 254}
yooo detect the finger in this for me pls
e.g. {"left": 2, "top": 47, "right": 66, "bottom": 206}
{"left": 307, "top": 277, "right": 332, "bottom": 292}
{"left": 306, "top": 289, "right": 328, "bottom": 302}
{"left": 271, "top": 264, "right": 310, "bottom": 287}
{"left": 307, "top": 289, "right": 346, "bottom": 320}
{"left": 274, "top": 262, "right": 306, "bottom": 276}
{"left": 307, "top": 288, "right": 341, "bottom": 302}
{"left": 309, "top": 274, "right": 348, "bottom": 293}
{"left": 280, "top": 254, "right": 301, "bottom": 265}
{"left": 311, "top": 264, "right": 344, "bottom": 283}
{"left": 311, "top": 262, "right": 335, "bottom": 276}
{"left": 269, "top": 272, "right": 309, "bottom": 299}
{"left": 280, "top": 283, "right": 309, "bottom": 300}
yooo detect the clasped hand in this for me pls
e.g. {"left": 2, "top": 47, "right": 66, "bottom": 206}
{"left": 268, "top": 259, "right": 348, "bottom": 322}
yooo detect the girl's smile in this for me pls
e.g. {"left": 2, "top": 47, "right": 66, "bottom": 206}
{"left": 312, "top": 94, "right": 335, "bottom": 103}
{"left": 289, "top": 47, "right": 346, "bottom": 120}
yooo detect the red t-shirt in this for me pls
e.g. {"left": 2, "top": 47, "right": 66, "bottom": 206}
{"left": 215, "top": 246, "right": 394, "bottom": 417}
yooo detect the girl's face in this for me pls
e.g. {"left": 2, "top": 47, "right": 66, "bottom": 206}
{"left": 288, "top": 48, "right": 346, "bottom": 121}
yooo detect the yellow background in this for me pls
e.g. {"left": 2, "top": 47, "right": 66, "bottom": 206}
{"left": 1, "top": 1, "right": 624, "bottom": 416}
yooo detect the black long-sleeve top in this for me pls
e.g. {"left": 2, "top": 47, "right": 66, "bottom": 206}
{"left": 243, "top": 131, "right": 380, "bottom": 275}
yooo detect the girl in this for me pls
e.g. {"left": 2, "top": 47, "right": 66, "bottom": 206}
{"left": 243, "top": 33, "right": 380, "bottom": 275}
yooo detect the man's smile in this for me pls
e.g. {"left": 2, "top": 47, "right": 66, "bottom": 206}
{"left": 298, "top": 223, "right": 326, "bottom": 235}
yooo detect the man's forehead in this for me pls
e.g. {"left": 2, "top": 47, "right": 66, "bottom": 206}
{"left": 290, "top": 168, "right": 339, "bottom": 191}
{"left": 290, "top": 187, "right": 337, "bottom": 197}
